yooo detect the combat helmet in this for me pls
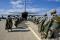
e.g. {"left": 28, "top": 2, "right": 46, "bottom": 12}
{"left": 50, "top": 9, "right": 56, "bottom": 15}
{"left": 44, "top": 13, "right": 47, "bottom": 16}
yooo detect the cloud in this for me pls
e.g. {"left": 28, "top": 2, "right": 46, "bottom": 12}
{"left": 48, "top": 0, "right": 60, "bottom": 2}
{"left": 10, "top": 0, "right": 25, "bottom": 9}
{"left": 10, "top": 0, "right": 33, "bottom": 9}
{"left": 10, "top": 0, "right": 60, "bottom": 15}
{"left": 11, "top": 0, "right": 23, "bottom": 5}
{"left": 0, "top": 8, "right": 49, "bottom": 15}
{"left": 0, "top": 9, "right": 10, "bottom": 16}
{"left": 10, "top": 0, "right": 49, "bottom": 15}
{"left": 0, "top": 0, "right": 50, "bottom": 15}
{"left": 56, "top": 7, "right": 60, "bottom": 15}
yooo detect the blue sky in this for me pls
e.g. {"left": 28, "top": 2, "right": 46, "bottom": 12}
{"left": 0, "top": 0, "right": 11, "bottom": 9}
{"left": 0, "top": 0, "right": 60, "bottom": 9}
{"left": 0, "top": 0, "right": 60, "bottom": 15}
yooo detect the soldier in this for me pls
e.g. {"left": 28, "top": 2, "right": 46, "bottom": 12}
{"left": 15, "top": 17, "right": 20, "bottom": 28}
{"left": 47, "top": 11, "right": 60, "bottom": 38}
{"left": 43, "top": 9, "right": 58, "bottom": 38}
{"left": 5, "top": 15, "right": 13, "bottom": 32}
{"left": 37, "top": 17, "right": 41, "bottom": 24}
{"left": 0, "top": 18, "right": 1, "bottom": 21}
{"left": 33, "top": 16, "right": 35, "bottom": 22}
{"left": 30, "top": 16, "right": 34, "bottom": 21}
{"left": 38, "top": 14, "right": 48, "bottom": 33}
{"left": 15, "top": 18, "right": 18, "bottom": 28}
{"left": 5, "top": 18, "right": 9, "bottom": 30}
{"left": 35, "top": 17, "right": 39, "bottom": 24}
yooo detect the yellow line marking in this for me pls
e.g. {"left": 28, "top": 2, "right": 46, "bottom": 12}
{"left": 25, "top": 21, "right": 41, "bottom": 40}
{"left": 28, "top": 27, "right": 41, "bottom": 40}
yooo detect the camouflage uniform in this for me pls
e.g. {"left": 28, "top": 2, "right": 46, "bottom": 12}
{"left": 35, "top": 17, "right": 39, "bottom": 24}
{"left": 33, "top": 16, "right": 36, "bottom": 23}
{"left": 43, "top": 9, "right": 58, "bottom": 38}
{"left": 38, "top": 14, "right": 48, "bottom": 33}
{"left": 37, "top": 17, "right": 41, "bottom": 24}
{"left": 47, "top": 16, "right": 60, "bottom": 38}
{"left": 15, "top": 18, "right": 20, "bottom": 27}
{"left": 5, "top": 15, "right": 13, "bottom": 31}
{"left": 30, "top": 16, "right": 34, "bottom": 21}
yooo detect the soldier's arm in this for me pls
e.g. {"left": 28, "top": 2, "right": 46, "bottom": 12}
{"left": 43, "top": 19, "right": 50, "bottom": 26}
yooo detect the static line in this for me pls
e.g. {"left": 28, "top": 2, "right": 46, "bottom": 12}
{"left": 28, "top": 27, "right": 41, "bottom": 40}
